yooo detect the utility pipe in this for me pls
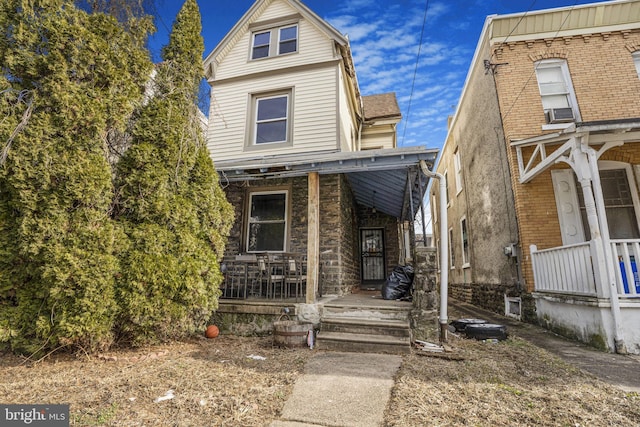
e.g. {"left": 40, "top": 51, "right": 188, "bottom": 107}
{"left": 420, "top": 160, "right": 449, "bottom": 342}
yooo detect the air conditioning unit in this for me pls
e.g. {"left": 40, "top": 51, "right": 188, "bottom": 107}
{"left": 546, "top": 107, "right": 574, "bottom": 123}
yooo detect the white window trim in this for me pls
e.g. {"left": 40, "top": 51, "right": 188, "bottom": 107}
{"left": 564, "top": 161, "right": 640, "bottom": 243}
{"left": 250, "top": 23, "right": 298, "bottom": 61}
{"left": 432, "top": 194, "right": 437, "bottom": 224}
{"left": 600, "top": 161, "right": 640, "bottom": 236}
{"left": 277, "top": 25, "right": 298, "bottom": 56}
{"left": 534, "top": 59, "right": 581, "bottom": 125}
{"left": 246, "top": 190, "right": 289, "bottom": 253}
{"left": 633, "top": 51, "right": 640, "bottom": 79}
{"left": 460, "top": 216, "right": 470, "bottom": 269}
{"left": 454, "top": 149, "right": 463, "bottom": 195}
{"left": 448, "top": 227, "right": 455, "bottom": 270}
{"left": 444, "top": 169, "right": 450, "bottom": 208}
{"left": 246, "top": 89, "right": 293, "bottom": 150}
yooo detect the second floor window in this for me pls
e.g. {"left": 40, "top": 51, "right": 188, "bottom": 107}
{"left": 454, "top": 148, "right": 462, "bottom": 195}
{"left": 254, "top": 93, "right": 290, "bottom": 144}
{"left": 534, "top": 59, "right": 579, "bottom": 124}
{"left": 633, "top": 51, "right": 640, "bottom": 79}
{"left": 251, "top": 24, "right": 298, "bottom": 60}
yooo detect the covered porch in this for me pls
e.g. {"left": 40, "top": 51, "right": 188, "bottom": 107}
{"left": 213, "top": 147, "right": 438, "bottom": 339}
{"left": 513, "top": 119, "right": 640, "bottom": 354}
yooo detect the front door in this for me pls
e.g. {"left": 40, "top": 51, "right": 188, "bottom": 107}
{"left": 361, "top": 228, "right": 386, "bottom": 286}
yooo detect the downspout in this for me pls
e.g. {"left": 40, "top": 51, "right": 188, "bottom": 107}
{"left": 420, "top": 160, "right": 449, "bottom": 342}
{"left": 357, "top": 96, "right": 364, "bottom": 151}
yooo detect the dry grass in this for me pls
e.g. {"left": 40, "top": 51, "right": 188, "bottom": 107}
{"left": 0, "top": 336, "right": 312, "bottom": 426}
{"left": 2, "top": 331, "right": 639, "bottom": 426}
{"left": 384, "top": 334, "right": 640, "bottom": 427}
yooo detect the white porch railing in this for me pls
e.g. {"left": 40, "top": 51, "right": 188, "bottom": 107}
{"left": 531, "top": 240, "right": 640, "bottom": 298}
{"left": 610, "top": 240, "right": 640, "bottom": 297}
{"left": 530, "top": 243, "right": 597, "bottom": 296}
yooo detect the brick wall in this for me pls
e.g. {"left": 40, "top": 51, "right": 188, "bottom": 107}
{"left": 493, "top": 29, "right": 640, "bottom": 291}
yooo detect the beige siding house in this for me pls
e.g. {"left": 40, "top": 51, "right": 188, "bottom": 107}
{"left": 204, "top": 0, "right": 438, "bottom": 326}
{"left": 433, "top": 0, "right": 640, "bottom": 354}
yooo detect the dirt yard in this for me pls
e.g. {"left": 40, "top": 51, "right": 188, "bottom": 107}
{"left": 1, "top": 332, "right": 639, "bottom": 426}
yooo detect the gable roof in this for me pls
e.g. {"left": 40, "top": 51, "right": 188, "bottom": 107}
{"left": 363, "top": 93, "right": 402, "bottom": 122}
{"left": 203, "top": 0, "right": 349, "bottom": 78}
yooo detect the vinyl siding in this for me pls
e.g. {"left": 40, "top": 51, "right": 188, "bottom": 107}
{"left": 337, "top": 66, "right": 356, "bottom": 152}
{"left": 214, "top": 0, "right": 338, "bottom": 82}
{"left": 208, "top": 65, "right": 338, "bottom": 163}
{"left": 361, "top": 129, "right": 395, "bottom": 150}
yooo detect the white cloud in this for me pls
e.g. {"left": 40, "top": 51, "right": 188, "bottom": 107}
{"left": 325, "top": 0, "right": 477, "bottom": 148}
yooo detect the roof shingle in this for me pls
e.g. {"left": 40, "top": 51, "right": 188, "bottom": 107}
{"left": 362, "top": 93, "right": 401, "bottom": 121}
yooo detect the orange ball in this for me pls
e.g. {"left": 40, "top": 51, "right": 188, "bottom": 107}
{"left": 205, "top": 325, "right": 219, "bottom": 339}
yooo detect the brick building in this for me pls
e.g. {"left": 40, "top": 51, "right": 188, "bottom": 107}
{"left": 432, "top": 0, "right": 640, "bottom": 353}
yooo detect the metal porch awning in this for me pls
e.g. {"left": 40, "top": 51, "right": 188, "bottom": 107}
{"left": 216, "top": 146, "right": 439, "bottom": 221}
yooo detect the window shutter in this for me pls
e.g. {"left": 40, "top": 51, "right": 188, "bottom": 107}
{"left": 552, "top": 169, "right": 585, "bottom": 245}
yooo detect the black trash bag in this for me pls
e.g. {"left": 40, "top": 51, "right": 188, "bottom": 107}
{"left": 381, "top": 265, "right": 415, "bottom": 300}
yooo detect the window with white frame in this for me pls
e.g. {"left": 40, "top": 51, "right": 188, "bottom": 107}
{"left": 251, "top": 90, "right": 292, "bottom": 146}
{"left": 444, "top": 170, "right": 450, "bottom": 206}
{"left": 448, "top": 227, "right": 455, "bottom": 269}
{"left": 247, "top": 191, "right": 288, "bottom": 252}
{"left": 432, "top": 194, "right": 437, "bottom": 223}
{"left": 454, "top": 148, "right": 462, "bottom": 194}
{"left": 460, "top": 217, "right": 470, "bottom": 268}
{"left": 251, "top": 24, "right": 298, "bottom": 60}
{"left": 633, "top": 51, "right": 640, "bottom": 79}
{"left": 575, "top": 164, "right": 640, "bottom": 240}
{"left": 534, "top": 59, "right": 580, "bottom": 124}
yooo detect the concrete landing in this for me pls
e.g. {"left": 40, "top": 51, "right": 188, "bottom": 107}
{"left": 270, "top": 351, "right": 402, "bottom": 427}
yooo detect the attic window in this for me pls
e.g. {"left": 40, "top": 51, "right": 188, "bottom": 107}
{"left": 252, "top": 31, "right": 270, "bottom": 59}
{"left": 251, "top": 23, "right": 298, "bottom": 60}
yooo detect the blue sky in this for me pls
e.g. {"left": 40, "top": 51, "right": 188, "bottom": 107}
{"left": 152, "top": 0, "right": 600, "bottom": 151}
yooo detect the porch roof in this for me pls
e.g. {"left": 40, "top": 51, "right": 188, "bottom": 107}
{"left": 511, "top": 118, "right": 640, "bottom": 183}
{"left": 215, "top": 146, "right": 439, "bottom": 221}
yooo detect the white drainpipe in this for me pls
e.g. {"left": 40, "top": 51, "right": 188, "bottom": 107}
{"left": 420, "top": 160, "right": 449, "bottom": 342}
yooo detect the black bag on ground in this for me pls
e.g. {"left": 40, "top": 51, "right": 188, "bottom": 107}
{"left": 381, "top": 265, "right": 414, "bottom": 300}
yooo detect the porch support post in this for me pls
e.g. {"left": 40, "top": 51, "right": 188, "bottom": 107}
{"left": 306, "top": 171, "right": 320, "bottom": 304}
{"left": 570, "top": 140, "right": 626, "bottom": 353}
{"left": 586, "top": 146, "right": 626, "bottom": 354}
{"left": 420, "top": 161, "right": 448, "bottom": 343}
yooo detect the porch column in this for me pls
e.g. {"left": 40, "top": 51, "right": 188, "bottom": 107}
{"left": 586, "top": 146, "right": 626, "bottom": 353}
{"left": 572, "top": 145, "right": 609, "bottom": 298}
{"left": 571, "top": 141, "right": 626, "bottom": 353}
{"left": 307, "top": 172, "right": 320, "bottom": 304}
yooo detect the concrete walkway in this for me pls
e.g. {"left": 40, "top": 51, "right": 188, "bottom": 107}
{"left": 270, "top": 298, "right": 640, "bottom": 427}
{"left": 270, "top": 352, "right": 401, "bottom": 427}
{"left": 449, "top": 299, "right": 640, "bottom": 393}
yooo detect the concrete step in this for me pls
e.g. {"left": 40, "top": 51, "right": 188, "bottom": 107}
{"left": 321, "top": 317, "right": 410, "bottom": 338}
{"left": 316, "top": 331, "right": 411, "bottom": 354}
{"left": 322, "top": 303, "right": 411, "bottom": 321}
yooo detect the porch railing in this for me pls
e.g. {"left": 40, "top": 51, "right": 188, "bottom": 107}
{"left": 610, "top": 240, "right": 640, "bottom": 297}
{"left": 530, "top": 242, "right": 597, "bottom": 296}
{"left": 219, "top": 253, "right": 307, "bottom": 301}
{"left": 531, "top": 240, "right": 640, "bottom": 298}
